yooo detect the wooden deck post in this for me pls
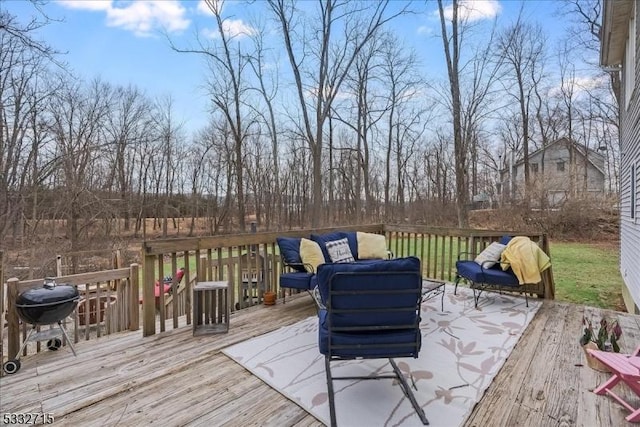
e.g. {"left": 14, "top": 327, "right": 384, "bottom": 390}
{"left": 541, "top": 235, "right": 555, "bottom": 299}
{"left": 6, "top": 278, "right": 20, "bottom": 360}
{"left": 129, "top": 263, "right": 140, "bottom": 331}
{"left": 142, "top": 248, "right": 156, "bottom": 337}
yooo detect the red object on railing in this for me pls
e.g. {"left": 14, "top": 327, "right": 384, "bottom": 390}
{"left": 140, "top": 268, "right": 185, "bottom": 304}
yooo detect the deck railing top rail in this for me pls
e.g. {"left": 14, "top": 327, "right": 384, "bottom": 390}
{"left": 141, "top": 224, "right": 386, "bottom": 256}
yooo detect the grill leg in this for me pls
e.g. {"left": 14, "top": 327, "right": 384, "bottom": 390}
{"left": 57, "top": 321, "right": 77, "bottom": 356}
{"left": 12, "top": 326, "right": 38, "bottom": 360}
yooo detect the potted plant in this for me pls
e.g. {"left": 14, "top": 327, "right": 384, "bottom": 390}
{"left": 579, "top": 316, "right": 623, "bottom": 372}
{"left": 263, "top": 290, "right": 276, "bottom": 306}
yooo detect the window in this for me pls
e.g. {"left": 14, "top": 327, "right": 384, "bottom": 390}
{"left": 530, "top": 163, "right": 538, "bottom": 174}
{"left": 556, "top": 161, "right": 565, "bottom": 172}
{"left": 624, "top": 3, "right": 636, "bottom": 109}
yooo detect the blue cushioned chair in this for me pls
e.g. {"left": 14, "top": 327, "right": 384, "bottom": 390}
{"left": 316, "top": 256, "right": 429, "bottom": 427}
{"left": 454, "top": 236, "right": 530, "bottom": 307}
{"left": 276, "top": 237, "right": 315, "bottom": 303}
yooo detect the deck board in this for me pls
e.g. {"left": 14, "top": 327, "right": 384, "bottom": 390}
{"left": 2, "top": 292, "right": 640, "bottom": 426}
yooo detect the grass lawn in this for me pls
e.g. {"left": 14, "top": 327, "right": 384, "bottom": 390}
{"left": 551, "top": 241, "right": 624, "bottom": 310}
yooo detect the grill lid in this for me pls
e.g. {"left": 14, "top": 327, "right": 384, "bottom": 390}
{"left": 16, "top": 279, "right": 79, "bottom": 307}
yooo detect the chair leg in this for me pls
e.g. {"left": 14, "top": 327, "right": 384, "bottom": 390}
{"left": 389, "top": 359, "right": 429, "bottom": 425}
{"left": 594, "top": 374, "right": 622, "bottom": 395}
{"left": 627, "top": 408, "right": 640, "bottom": 423}
{"left": 454, "top": 274, "right": 461, "bottom": 295}
{"left": 324, "top": 356, "right": 338, "bottom": 427}
{"left": 472, "top": 284, "right": 482, "bottom": 308}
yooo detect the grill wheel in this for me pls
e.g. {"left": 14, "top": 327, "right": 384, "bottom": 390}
{"left": 3, "top": 359, "right": 21, "bottom": 375}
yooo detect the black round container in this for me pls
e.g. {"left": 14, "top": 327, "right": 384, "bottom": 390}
{"left": 16, "top": 284, "right": 79, "bottom": 325}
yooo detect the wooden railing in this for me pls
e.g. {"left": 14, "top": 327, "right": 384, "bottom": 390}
{"left": 3, "top": 264, "right": 140, "bottom": 363}
{"left": 140, "top": 225, "right": 386, "bottom": 336}
{"left": 141, "top": 224, "right": 554, "bottom": 336}
{"left": 385, "top": 225, "right": 555, "bottom": 299}
{"left": 1, "top": 224, "right": 555, "bottom": 353}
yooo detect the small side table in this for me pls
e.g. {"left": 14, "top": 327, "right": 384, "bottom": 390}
{"left": 193, "top": 281, "right": 229, "bottom": 336}
{"left": 422, "top": 279, "right": 446, "bottom": 311}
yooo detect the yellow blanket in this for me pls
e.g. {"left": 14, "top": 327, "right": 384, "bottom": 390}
{"left": 500, "top": 236, "right": 551, "bottom": 285}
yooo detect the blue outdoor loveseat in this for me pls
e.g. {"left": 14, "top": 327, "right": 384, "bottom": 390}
{"left": 276, "top": 230, "right": 390, "bottom": 302}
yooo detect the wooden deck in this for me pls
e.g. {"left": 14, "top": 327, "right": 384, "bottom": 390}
{"left": 2, "top": 292, "right": 640, "bottom": 426}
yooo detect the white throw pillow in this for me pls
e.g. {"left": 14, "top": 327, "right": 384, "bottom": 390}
{"left": 326, "top": 238, "right": 355, "bottom": 263}
{"left": 474, "top": 242, "right": 507, "bottom": 268}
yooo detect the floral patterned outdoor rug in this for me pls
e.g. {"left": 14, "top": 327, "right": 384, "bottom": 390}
{"left": 223, "top": 285, "right": 541, "bottom": 426}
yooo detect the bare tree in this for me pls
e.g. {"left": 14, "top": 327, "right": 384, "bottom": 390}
{"left": 151, "top": 95, "right": 184, "bottom": 238}
{"left": 48, "top": 77, "right": 112, "bottom": 255}
{"left": 497, "top": 17, "right": 546, "bottom": 205}
{"left": 379, "top": 35, "right": 427, "bottom": 221}
{"left": 436, "top": 0, "right": 467, "bottom": 227}
{"left": 242, "top": 21, "right": 284, "bottom": 228}
{"left": 332, "top": 32, "right": 387, "bottom": 222}
{"left": 436, "top": 0, "right": 501, "bottom": 226}
{"left": 104, "top": 85, "right": 153, "bottom": 231}
{"left": 0, "top": 5, "right": 61, "bottom": 245}
{"left": 170, "top": 0, "right": 257, "bottom": 232}
{"left": 268, "top": 0, "right": 407, "bottom": 227}
{"left": 0, "top": 1, "right": 60, "bottom": 61}
{"left": 557, "top": 45, "right": 578, "bottom": 197}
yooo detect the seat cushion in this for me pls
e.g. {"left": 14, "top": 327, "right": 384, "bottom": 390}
{"left": 276, "top": 237, "right": 306, "bottom": 273}
{"left": 456, "top": 260, "right": 519, "bottom": 287}
{"left": 318, "top": 309, "right": 420, "bottom": 357}
{"left": 280, "top": 272, "right": 314, "bottom": 291}
{"left": 311, "top": 231, "right": 358, "bottom": 262}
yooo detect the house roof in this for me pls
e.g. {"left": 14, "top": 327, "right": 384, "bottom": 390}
{"left": 508, "top": 138, "right": 606, "bottom": 175}
{"left": 601, "top": 0, "right": 634, "bottom": 66}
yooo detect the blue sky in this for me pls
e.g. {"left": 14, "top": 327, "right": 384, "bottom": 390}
{"left": 5, "top": 0, "right": 575, "bottom": 135}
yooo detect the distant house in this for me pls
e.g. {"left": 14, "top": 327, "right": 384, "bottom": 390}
{"left": 601, "top": 0, "right": 639, "bottom": 313}
{"left": 497, "top": 137, "right": 606, "bottom": 207}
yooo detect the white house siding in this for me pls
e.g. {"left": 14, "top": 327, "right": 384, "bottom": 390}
{"left": 617, "top": 1, "right": 640, "bottom": 314}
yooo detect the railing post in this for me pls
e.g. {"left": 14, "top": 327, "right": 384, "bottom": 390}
{"left": 6, "top": 278, "right": 20, "bottom": 360}
{"left": 541, "top": 234, "right": 555, "bottom": 299}
{"left": 129, "top": 263, "right": 140, "bottom": 331}
{"left": 114, "top": 249, "right": 122, "bottom": 269}
{"left": 142, "top": 248, "right": 156, "bottom": 337}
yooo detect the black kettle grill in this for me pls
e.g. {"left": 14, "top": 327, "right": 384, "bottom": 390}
{"left": 3, "top": 278, "right": 80, "bottom": 375}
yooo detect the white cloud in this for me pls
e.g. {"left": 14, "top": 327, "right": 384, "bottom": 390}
{"left": 441, "top": 0, "right": 502, "bottom": 23}
{"left": 57, "top": 0, "right": 111, "bottom": 11}
{"left": 417, "top": 25, "right": 433, "bottom": 36}
{"left": 57, "top": 0, "right": 190, "bottom": 37}
{"left": 202, "top": 19, "right": 256, "bottom": 40}
{"left": 548, "top": 75, "right": 609, "bottom": 98}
